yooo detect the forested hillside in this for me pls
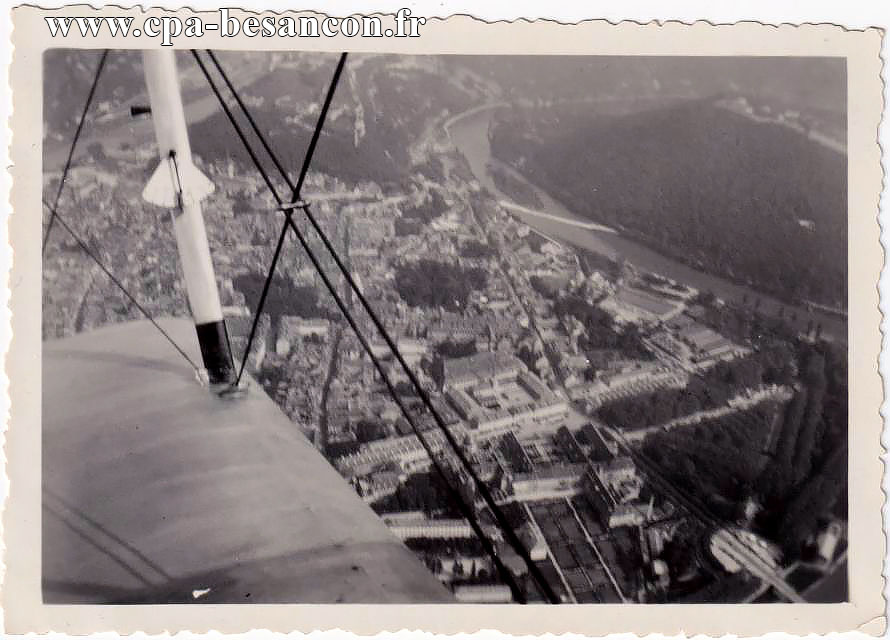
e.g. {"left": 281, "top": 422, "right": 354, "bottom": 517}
{"left": 189, "top": 55, "right": 485, "bottom": 187}
{"left": 490, "top": 101, "right": 847, "bottom": 308}
{"left": 44, "top": 52, "right": 491, "bottom": 188}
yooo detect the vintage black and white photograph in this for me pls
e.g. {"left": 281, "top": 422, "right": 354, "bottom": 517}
{"left": 38, "top": 46, "right": 852, "bottom": 607}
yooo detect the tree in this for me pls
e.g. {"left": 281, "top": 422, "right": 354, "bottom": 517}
{"left": 461, "top": 239, "right": 493, "bottom": 259}
{"left": 234, "top": 273, "right": 325, "bottom": 321}
{"left": 402, "top": 190, "right": 448, "bottom": 224}
{"left": 698, "top": 290, "right": 716, "bottom": 307}
{"left": 394, "top": 259, "right": 487, "bottom": 311}
{"left": 791, "top": 352, "right": 828, "bottom": 485}
{"left": 86, "top": 141, "right": 108, "bottom": 165}
{"left": 393, "top": 380, "right": 417, "bottom": 396}
{"left": 776, "top": 445, "right": 847, "bottom": 558}
{"left": 394, "top": 218, "right": 422, "bottom": 236}
{"left": 436, "top": 339, "right": 477, "bottom": 359}
{"left": 761, "top": 342, "right": 796, "bottom": 385}
{"left": 354, "top": 419, "right": 387, "bottom": 443}
{"left": 488, "top": 101, "right": 847, "bottom": 308}
{"left": 517, "top": 343, "right": 540, "bottom": 376}
{"left": 728, "top": 357, "right": 764, "bottom": 389}
{"left": 230, "top": 190, "right": 254, "bottom": 217}
{"left": 761, "top": 388, "right": 808, "bottom": 500}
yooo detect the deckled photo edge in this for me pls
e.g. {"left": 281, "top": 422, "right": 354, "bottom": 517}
{"left": 3, "top": 6, "right": 886, "bottom": 636}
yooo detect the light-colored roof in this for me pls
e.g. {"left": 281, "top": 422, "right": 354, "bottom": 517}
{"left": 443, "top": 351, "right": 521, "bottom": 384}
{"left": 614, "top": 287, "right": 678, "bottom": 317}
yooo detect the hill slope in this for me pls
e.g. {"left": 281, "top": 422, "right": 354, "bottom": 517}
{"left": 490, "top": 101, "right": 847, "bottom": 308}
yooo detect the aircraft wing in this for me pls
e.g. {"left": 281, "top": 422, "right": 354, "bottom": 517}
{"left": 42, "top": 318, "right": 452, "bottom": 604}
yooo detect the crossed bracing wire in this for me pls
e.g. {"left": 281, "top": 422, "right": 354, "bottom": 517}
{"left": 192, "top": 49, "right": 561, "bottom": 603}
{"left": 48, "top": 48, "right": 800, "bottom": 605}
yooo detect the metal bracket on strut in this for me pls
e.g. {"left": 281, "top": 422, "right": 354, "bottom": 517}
{"left": 216, "top": 377, "right": 250, "bottom": 399}
{"left": 193, "top": 367, "right": 247, "bottom": 398}
{"left": 275, "top": 199, "right": 310, "bottom": 212}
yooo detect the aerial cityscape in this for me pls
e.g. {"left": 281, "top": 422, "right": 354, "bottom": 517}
{"left": 42, "top": 51, "right": 848, "bottom": 604}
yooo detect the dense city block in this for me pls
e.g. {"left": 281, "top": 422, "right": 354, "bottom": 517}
{"left": 42, "top": 51, "right": 847, "bottom": 603}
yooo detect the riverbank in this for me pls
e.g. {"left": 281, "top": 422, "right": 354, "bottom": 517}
{"left": 500, "top": 201, "right": 617, "bottom": 234}
{"left": 446, "top": 104, "right": 846, "bottom": 342}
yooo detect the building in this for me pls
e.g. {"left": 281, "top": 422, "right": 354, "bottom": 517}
{"left": 227, "top": 312, "right": 270, "bottom": 370}
{"left": 276, "top": 316, "right": 330, "bottom": 354}
{"left": 553, "top": 426, "right": 586, "bottom": 463}
{"left": 442, "top": 351, "right": 522, "bottom": 388}
{"left": 443, "top": 353, "right": 569, "bottom": 442}
{"left": 676, "top": 322, "right": 742, "bottom": 362}
{"left": 396, "top": 337, "right": 428, "bottom": 366}
{"left": 708, "top": 528, "right": 782, "bottom": 574}
{"left": 510, "top": 464, "right": 586, "bottom": 501}
{"left": 352, "top": 471, "right": 402, "bottom": 503}
{"left": 335, "top": 423, "right": 468, "bottom": 478}
{"left": 453, "top": 584, "right": 513, "bottom": 603}
{"left": 599, "top": 456, "right": 643, "bottom": 502}
{"left": 571, "top": 364, "right": 687, "bottom": 409}
{"left": 608, "top": 501, "right": 650, "bottom": 529}
{"left": 599, "top": 286, "right": 684, "bottom": 325}
{"left": 427, "top": 313, "right": 519, "bottom": 353}
{"left": 816, "top": 521, "right": 844, "bottom": 565}
{"left": 499, "top": 431, "right": 534, "bottom": 472}
{"left": 384, "top": 516, "right": 500, "bottom": 541}
{"left": 579, "top": 423, "right": 617, "bottom": 462}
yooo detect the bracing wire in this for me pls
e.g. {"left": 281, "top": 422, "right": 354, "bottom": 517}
{"left": 41, "top": 198, "right": 201, "bottom": 373}
{"left": 289, "top": 52, "right": 347, "bottom": 198}
{"left": 235, "top": 218, "right": 291, "bottom": 384}
{"left": 191, "top": 50, "right": 530, "bottom": 602}
{"left": 202, "top": 50, "right": 346, "bottom": 387}
{"left": 201, "top": 50, "right": 561, "bottom": 604}
{"left": 187, "top": 51, "right": 293, "bottom": 387}
{"left": 204, "top": 50, "right": 295, "bottom": 197}
{"left": 284, "top": 202, "right": 527, "bottom": 602}
{"left": 43, "top": 49, "right": 110, "bottom": 255}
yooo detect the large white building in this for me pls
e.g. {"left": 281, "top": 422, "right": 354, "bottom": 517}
{"left": 384, "top": 516, "right": 501, "bottom": 541}
{"left": 442, "top": 353, "right": 569, "bottom": 442}
{"left": 335, "top": 423, "right": 468, "bottom": 478}
{"left": 570, "top": 364, "right": 687, "bottom": 408}
{"left": 453, "top": 584, "right": 514, "bottom": 603}
{"left": 600, "top": 286, "right": 684, "bottom": 326}
{"left": 510, "top": 463, "right": 587, "bottom": 501}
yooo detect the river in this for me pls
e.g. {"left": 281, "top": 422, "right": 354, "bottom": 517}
{"left": 447, "top": 106, "right": 847, "bottom": 342}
